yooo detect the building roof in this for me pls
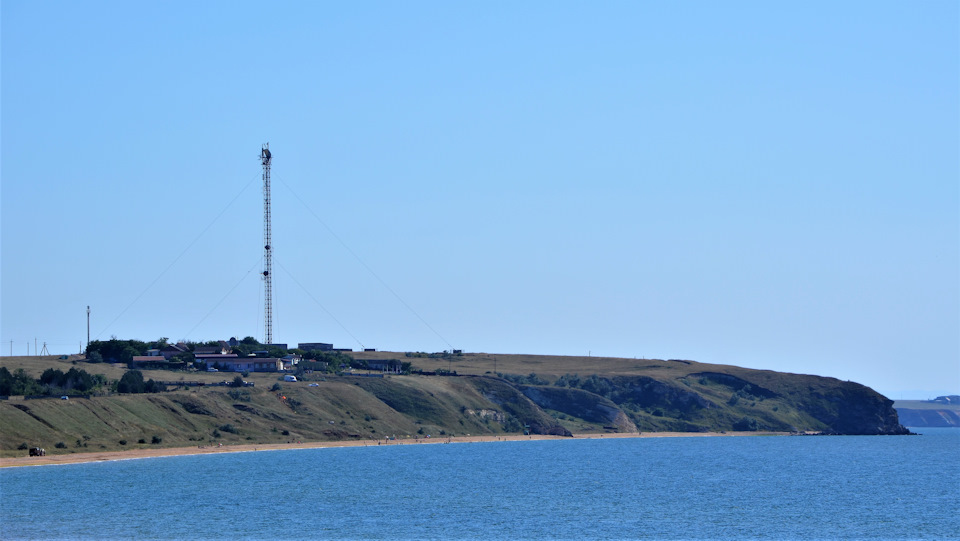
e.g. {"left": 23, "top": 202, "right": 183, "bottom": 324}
{"left": 194, "top": 346, "right": 229, "bottom": 355}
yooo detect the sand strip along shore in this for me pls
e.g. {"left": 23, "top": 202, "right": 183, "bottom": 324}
{"left": 0, "top": 431, "right": 790, "bottom": 468}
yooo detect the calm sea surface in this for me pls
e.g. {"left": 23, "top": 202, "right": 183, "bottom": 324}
{"left": 1, "top": 429, "right": 957, "bottom": 540}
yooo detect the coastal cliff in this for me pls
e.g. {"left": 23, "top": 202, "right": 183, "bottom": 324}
{"left": 0, "top": 353, "right": 911, "bottom": 456}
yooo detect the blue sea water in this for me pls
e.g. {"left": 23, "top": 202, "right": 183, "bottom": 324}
{"left": 1, "top": 429, "right": 957, "bottom": 540}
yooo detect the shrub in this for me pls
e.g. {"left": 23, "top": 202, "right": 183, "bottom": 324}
{"left": 119, "top": 439, "right": 127, "bottom": 445}
{"left": 281, "top": 429, "right": 290, "bottom": 436}
{"left": 218, "top": 424, "right": 238, "bottom": 434}
{"left": 271, "top": 383, "right": 282, "bottom": 392}
{"left": 212, "top": 430, "right": 221, "bottom": 438}
{"left": 55, "top": 442, "right": 67, "bottom": 449}
{"left": 117, "top": 370, "right": 146, "bottom": 393}
{"left": 151, "top": 435, "right": 162, "bottom": 444}
{"left": 733, "top": 417, "right": 759, "bottom": 431}
{"left": 18, "top": 443, "right": 28, "bottom": 450}
{"left": 138, "top": 438, "right": 146, "bottom": 444}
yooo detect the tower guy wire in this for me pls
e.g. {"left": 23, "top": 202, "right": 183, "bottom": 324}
{"left": 274, "top": 259, "right": 366, "bottom": 350}
{"left": 94, "top": 171, "right": 260, "bottom": 340}
{"left": 275, "top": 174, "right": 455, "bottom": 351}
{"left": 182, "top": 256, "right": 263, "bottom": 340}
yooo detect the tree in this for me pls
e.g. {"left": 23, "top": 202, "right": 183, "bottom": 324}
{"left": 7, "top": 369, "right": 42, "bottom": 396}
{"left": 63, "top": 368, "right": 94, "bottom": 392}
{"left": 40, "top": 368, "right": 65, "bottom": 387}
{"left": 231, "top": 375, "right": 245, "bottom": 388}
{"left": 86, "top": 338, "right": 148, "bottom": 363}
{"left": 0, "top": 367, "right": 12, "bottom": 395}
{"left": 117, "top": 370, "right": 146, "bottom": 393}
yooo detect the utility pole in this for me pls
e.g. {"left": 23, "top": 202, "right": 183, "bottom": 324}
{"left": 87, "top": 306, "right": 91, "bottom": 349}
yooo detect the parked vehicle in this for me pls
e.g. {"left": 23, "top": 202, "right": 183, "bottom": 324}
{"left": 29, "top": 447, "right": 45, "bottom": 456}
{"left": 283, "top": 375, "right": 297, "bottom": 382}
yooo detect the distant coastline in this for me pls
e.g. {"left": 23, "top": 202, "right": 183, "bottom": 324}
{"left": 893, "top": 396, "right": 960, "bottom": 427}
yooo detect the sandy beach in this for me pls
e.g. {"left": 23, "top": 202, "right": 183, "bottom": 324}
{"left": 0, "top": 431, "right": 789, "bottom": 468}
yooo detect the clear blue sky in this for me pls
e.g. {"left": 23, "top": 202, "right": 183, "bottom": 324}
{"left": 2, "top": 1, "right": 957, "bottom": 398}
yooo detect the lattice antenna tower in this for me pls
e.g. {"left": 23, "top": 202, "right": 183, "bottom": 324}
{"left": 261, "top": 143, "right": 273, "bottom": 344}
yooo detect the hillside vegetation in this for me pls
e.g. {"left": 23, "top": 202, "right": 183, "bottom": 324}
{"left": 0, "top": 353, "right": 909, "bottom": 457}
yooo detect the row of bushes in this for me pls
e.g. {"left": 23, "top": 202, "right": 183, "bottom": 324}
{"left": 1, "top": 367, "right": 108, "bottom": 396}
{"left": 2, "top": 367, "right": 164, "bottom": 397}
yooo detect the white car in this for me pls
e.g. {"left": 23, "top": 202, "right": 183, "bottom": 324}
{"left": 308, "top": 383, "right": 319, "bottom": 387}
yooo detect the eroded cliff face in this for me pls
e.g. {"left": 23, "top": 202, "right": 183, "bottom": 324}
{"left": 468, "top": 377, "right": 572, "bottom": 436}
{"left": 499, "top": 372, "right": 912, "bottom": 435}
{"left": 518, "top": 386, "right": 637, "bottom": 433}
{"left": 801, "top": 382, "right": 911, "bottom": 435}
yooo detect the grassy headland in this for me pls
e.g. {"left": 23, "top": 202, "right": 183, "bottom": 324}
{"left": 0, "top": 352, "right": 908, "bottom": 458}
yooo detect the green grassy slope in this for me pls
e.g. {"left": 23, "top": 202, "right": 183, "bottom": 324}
{"left": 0, "top": 353, "right": 909, "bottom": 456}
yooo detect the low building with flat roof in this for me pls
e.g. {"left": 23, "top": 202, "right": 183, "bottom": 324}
{"left": 298, "top": 342, "right": 333, "bottom": 352}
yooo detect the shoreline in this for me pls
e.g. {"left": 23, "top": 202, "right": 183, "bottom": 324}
{"left": 0, "top": 431, "right": 789, "bottom": 468}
